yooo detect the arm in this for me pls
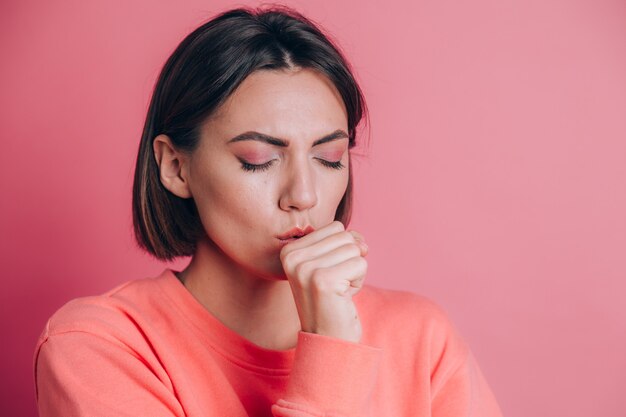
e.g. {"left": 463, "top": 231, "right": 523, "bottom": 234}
{"left": 35, "top": 327, "right": 382, "bottom": 417}
{"left": 273, "top": 222, "right": 381, "bottom": 416}
{"left": 431, "top": 350, "right": 503, "bottom": 417}
{"left": 271, "top": 332, "right": 382, "bottom": 417}
{"left": 34, "top": 331, "right": 185, "bottom": 417}
{"left": 426, "top": 301, "right": 504, "bottom": 417}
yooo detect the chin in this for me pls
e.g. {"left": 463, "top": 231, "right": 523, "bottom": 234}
{"left": 237, "top": 257, "right": 288, "bottom": 282}
{"left": 259, "top": 266, "right": 289, "bottom": 282}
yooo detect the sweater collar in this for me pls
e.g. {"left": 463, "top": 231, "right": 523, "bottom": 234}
{"left": 154, "top": 268, "right": 297, "bottom": 374}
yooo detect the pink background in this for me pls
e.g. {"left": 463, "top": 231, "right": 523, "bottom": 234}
{"left": 1, "top": 0, "right": 625, "bottom": 415}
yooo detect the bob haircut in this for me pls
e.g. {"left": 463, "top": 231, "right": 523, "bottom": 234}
{"left": 132, "top": 4, "right": 369, "bottom": 262}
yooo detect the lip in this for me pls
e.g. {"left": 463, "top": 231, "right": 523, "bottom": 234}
{"left": 277, "top": 225, "right": 315, "bottom": 240}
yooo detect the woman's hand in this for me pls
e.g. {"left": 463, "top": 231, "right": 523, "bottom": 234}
{"left": 280, "top": 221, "right": 369, "bottom": 343}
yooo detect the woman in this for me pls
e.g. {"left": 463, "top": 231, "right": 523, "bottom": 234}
{"left": 34, "top": 5, "right": 503, "bottom": 417}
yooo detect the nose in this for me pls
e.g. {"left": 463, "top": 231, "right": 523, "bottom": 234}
{"left": 278, "top": 159, "right": 318, "bottom": 212}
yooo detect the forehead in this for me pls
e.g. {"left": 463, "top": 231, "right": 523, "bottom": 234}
{"left": 205, "top": 68, "right": 348, "bottom": 143}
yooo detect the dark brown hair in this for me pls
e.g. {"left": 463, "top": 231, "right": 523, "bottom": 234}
{"left": 132, "top": 4, "right": 369, "bottom": 261}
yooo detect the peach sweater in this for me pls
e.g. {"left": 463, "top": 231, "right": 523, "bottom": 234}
{"left": 34, "top": 268, "right": 503, "bottom": 416}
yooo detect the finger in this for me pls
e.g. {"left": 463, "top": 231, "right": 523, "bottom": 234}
{"left": 312, "top": 256, "right": 368, "bottom": 295}
{"left": 358, "top": 241, "right": 368, "bottom": 257}
{"left": 349, "top": 230, "right": 364, "bottom": 241}
{"left": 349, "top": 231, "right": 368, "bottom": 256}
{"left": 296, "top": 243, "right": 362, "bottom": 275}
{"left": 281, "top": 220, "right": 345, "bottom": 254}
{"left": 286, "top": 230, "right": 358, "bottom": 263}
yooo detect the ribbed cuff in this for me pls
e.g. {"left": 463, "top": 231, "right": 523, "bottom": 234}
{"left": 281, "top": 331, "right": 383, "bottom": 415}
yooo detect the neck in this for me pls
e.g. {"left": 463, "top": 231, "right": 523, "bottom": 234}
{"left": 176, "top": 238, "right": 301, "bottom": 350}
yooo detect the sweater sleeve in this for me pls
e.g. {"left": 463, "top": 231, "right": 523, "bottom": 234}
{"left": 426, "top": 302, "right": 504, "bottom": 417}
{"left": 271, "top": 331, "right": 383, "bottom": 417}
{"left": 431, "top": 349, "right": 503, "bottom": 417}
{"left": 34, "top": 330, "right": 185, "bottom": 417}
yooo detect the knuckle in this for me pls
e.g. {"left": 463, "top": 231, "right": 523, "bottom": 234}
{"left": 337, "top": 230, "right": 356, "bottom": 245}
{"left": 279, "top": 246, "right": 291, "bottom": 262}
{"left": 339, "top": 242, "right": 361, "bottom": 257}
{"left": 352, "top": 231, "right": 364, "bottom": 242}
{"left": 310, "top": 269, "right": 330, "bottom": 291}
{"left": 357, "top": 257, "right": 368, "bottom": 273}
{"left": 281, "top": 248, "right": 298, "bottom": 267}
{"left": 294, "top": 260, "right": 313, "bottom": 280}
{"left": 332, "top": 220, "right": 345, "bottom": 232}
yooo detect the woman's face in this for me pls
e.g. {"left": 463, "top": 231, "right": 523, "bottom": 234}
{"left": 184, "top": 68, "right": 350, "bottom": 279}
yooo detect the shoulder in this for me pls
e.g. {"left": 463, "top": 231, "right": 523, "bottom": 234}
{"left": 357, "top": 284, "right": 459, "bottom": 333}
{"left": 356, "top": 284, "right": 470, "bottom": 362}
{"left": 35, "top": 274, "right": 166, "bottom": 354}
{"left": 32, "top": 274, "right": 186, "bottom": 411}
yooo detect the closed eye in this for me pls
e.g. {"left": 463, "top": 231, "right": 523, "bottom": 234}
{"left": 239, "top": 159, "right": 275, "bottom": 172}
{"left": 239, "top": 158, "right": 345, "bottom": 173}
{"left": 316, "top": 158, "right": 345, "bottom": 170}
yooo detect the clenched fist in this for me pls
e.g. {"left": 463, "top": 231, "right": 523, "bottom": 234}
{"left": 280, "top": 221, "right": 369, "bottom": 343}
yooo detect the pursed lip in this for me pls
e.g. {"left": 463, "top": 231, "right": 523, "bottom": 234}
{"left": 277, "top": 225, "right": 315, "bottom": 240}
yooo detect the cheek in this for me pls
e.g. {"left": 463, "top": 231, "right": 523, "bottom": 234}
{"left": 191, "top": 165, "right": 275, "bottom": 230}
{"left": 320, "top": 167, "right": 350, "bottom": 211}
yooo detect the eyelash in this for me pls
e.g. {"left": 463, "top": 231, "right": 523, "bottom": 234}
{"left": 240, "top": 159, "right": 345, "bottom": 172}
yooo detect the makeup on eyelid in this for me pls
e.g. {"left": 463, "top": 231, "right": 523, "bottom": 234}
{"left": 236, "top": 152, "right": 345, "bottom": 166}
{"left": 235, "top": 150, "right": 277, "bottom": 165}
{"left": 233, "top": 146, "right": 346, "bottom": 165}
{"left": 315, "top": 149, "right": 345, "bottom": 161}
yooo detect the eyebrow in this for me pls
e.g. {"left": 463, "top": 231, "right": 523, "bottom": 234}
{"left": 227, "top": 129, "right": 349, "bottom": 147}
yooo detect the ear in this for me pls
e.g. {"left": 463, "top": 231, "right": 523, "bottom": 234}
{"left": 153, "top": 134, "right": 192, "bottom": 199}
